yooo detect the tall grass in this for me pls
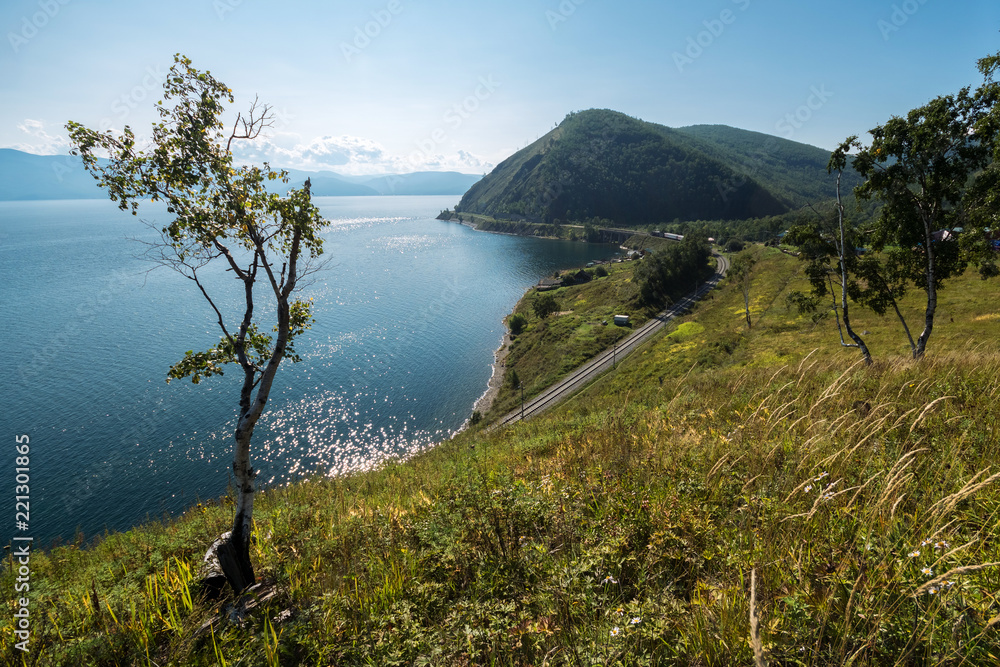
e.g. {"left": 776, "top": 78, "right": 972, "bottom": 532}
{"left": 3, "top": 252, "right": 999, "bottom": 665}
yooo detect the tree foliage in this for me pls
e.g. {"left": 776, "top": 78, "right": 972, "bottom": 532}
{"left": 532, "top": 293, "right": 560, "bottom": 319}
{"left": 634, "top": 235, "right": 714, "bottom": 307}
{"left": 787, "top": 52, "right": 1000, "bottom": 361}
{"left": 729, "top": 247, "right": 759, "bottom": 329}
{"left": 66, "top": 54, "right": 328, "bottom": 593}
{"left": 508, "top": 313, "right": 528, "bottom": 336}
{"left": 845, "top": 68, "right": 999, "bottom": 358}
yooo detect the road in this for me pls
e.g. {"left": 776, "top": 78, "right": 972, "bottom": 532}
{"left": 492, "top": 252, "right": 730, "bottom": 428}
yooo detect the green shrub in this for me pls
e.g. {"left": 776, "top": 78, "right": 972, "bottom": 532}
{"left": 508, "top": 313, "right": 528, "bottom": 335}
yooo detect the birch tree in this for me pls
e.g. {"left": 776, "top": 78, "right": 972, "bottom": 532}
{"left": 848, "top": 86, "right": 993, "bottom": 358}
{"left": 827, "top": 142, "right": 872, "bottom": 365}
{"left": 729, "top": 247, "right": 758, "bottom": 330}
{"left": 67, "top": 55, "right": 327, "bottom": 593}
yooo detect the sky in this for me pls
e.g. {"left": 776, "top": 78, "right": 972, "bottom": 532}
{"left": 2, "top": 0, "right": 998, "bottom": 176}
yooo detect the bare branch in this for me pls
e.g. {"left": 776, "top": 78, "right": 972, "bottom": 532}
{"left": 226, "top": 96, "right": 274, "bottom": 152}
{"left": 189, "top": 266, "right": 236, "bottom": 347}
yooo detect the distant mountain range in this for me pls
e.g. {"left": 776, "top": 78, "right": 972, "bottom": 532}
{"left": 457, "top": 109, "right": 858, "bottom": 225}
{"left": 0, "top": 149, "right": 482, "bottom": 201}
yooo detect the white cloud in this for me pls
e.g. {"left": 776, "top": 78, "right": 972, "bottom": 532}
{"left": 230, "top": 133, "right": 492, "bottom": 175}
{"left": 6, "top": 120, "right": 493, "bottom": 176}
{"left": 11, "top": 119, "right": 71, "bottom": 155}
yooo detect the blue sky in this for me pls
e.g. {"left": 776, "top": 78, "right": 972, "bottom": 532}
{"left": 2, "top": 0, "right": 997, "bottom": 175}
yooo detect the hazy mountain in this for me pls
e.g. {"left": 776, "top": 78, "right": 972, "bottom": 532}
{"left": 359, "top": 172, "right": 484, "bottom": 196}
{"left": 279, "top": 169, "right": 380, "bottom": 196}
{"left": 0, "top": 149, "right": 481, "bottom": 201}
{"left": 0, "top": 149, "right": 108, "bottom": 201}
{"left": 457, "top": 109, "right": 849, "bottom": 225}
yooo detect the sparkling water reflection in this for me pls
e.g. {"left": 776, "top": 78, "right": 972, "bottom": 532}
{"left": 1, "top": 196, "right": 616, "bottom": 544}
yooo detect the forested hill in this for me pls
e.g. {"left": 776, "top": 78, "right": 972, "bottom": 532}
{"left": 673, "top": 124, "right": 862, "bottom": 207}
{"left": 456, "top": 109, "right": 850, "bottom": 225}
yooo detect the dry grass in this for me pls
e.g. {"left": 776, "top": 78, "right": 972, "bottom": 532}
{"left": 4, "top": 251, "right": 999, "bottom": 665}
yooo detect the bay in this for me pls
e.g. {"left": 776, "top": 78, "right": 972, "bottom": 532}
{"left": 0, "top": 196, "right": 615, "bottom": 545}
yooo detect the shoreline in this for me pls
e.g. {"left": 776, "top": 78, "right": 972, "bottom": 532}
{"left": 471, "top": 331, "right": 511, "bottom": 417}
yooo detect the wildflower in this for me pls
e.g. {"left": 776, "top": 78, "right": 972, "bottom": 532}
{"left": 934, "top": 540, "right": 950, "bottom": 550}
{"left": 926, "top": 586, "right": 938, "bottom": 595}
{"left": 804, "top": 485, "right": 813, "bottom": 493}
{"left": 815, "top": 472, "right": 829, "bottom": 481}
{"left": 630, "top": 617, "right": 641, "bottom": 625}
{"left": 610, "top": 626, "right": 621, "bottom": 638}
{"left": 908, "top": 550, "right": 920, "bottom": 558}
{"left": 602, "top": 575, "right": 619, "bottom": 585}
{"left": 920, "top": 539, "right": 931, "bottom": 547}
{"left": 615, "top": 607, "right": 624, "bottom": 617}
{"left": 921, "top": 567, "right": 933, "bottom": 577}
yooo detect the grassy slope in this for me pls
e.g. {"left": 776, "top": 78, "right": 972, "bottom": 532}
{"left": 4, "top": 251, "right": 1000, "bottom": 666}
{"left": 482, "top": 260, "right": 649, "bottom": 423}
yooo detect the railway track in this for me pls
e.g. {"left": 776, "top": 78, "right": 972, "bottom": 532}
{"left": 492, "top": 252, "right": 730, "bottom": 428}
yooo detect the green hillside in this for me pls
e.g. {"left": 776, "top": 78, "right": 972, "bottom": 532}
{"left": 7, "top": 250, "right": 1000, "bottom": 665}
{"left": 674, "top": 124, "right": 863, "bottom": 208}
{"left": 457, "top": 110, "right": 854, "bottom": 226}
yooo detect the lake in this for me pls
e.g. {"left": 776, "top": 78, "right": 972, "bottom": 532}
{"left": 0, "top": 196, "right": 615, "bottom": 545}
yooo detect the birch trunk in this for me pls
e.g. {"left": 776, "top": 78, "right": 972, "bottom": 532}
{"left": 915, "top": 209, "right": 936, "bottom": 359}
{"left": 835, "top": 170, "right": 872, "bottom": 365}
{"left": 218, "top": 423, "right": 256, "bottom": 593}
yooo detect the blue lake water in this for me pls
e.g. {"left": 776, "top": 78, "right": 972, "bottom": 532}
{"left": 1, "top": 196, "right": 615, "bottom": 545}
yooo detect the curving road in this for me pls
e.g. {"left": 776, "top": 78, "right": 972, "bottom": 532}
{"left": 492, "top": 252, "right": 730, "bottom": 428}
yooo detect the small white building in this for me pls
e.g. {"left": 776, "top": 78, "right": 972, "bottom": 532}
{"left": 614, "top": 314, "right": 630, "bottom": 326}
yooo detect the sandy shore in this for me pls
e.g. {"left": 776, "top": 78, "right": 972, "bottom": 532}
{"left": 472, "top": 333, "right": 511, "bottom": 416}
